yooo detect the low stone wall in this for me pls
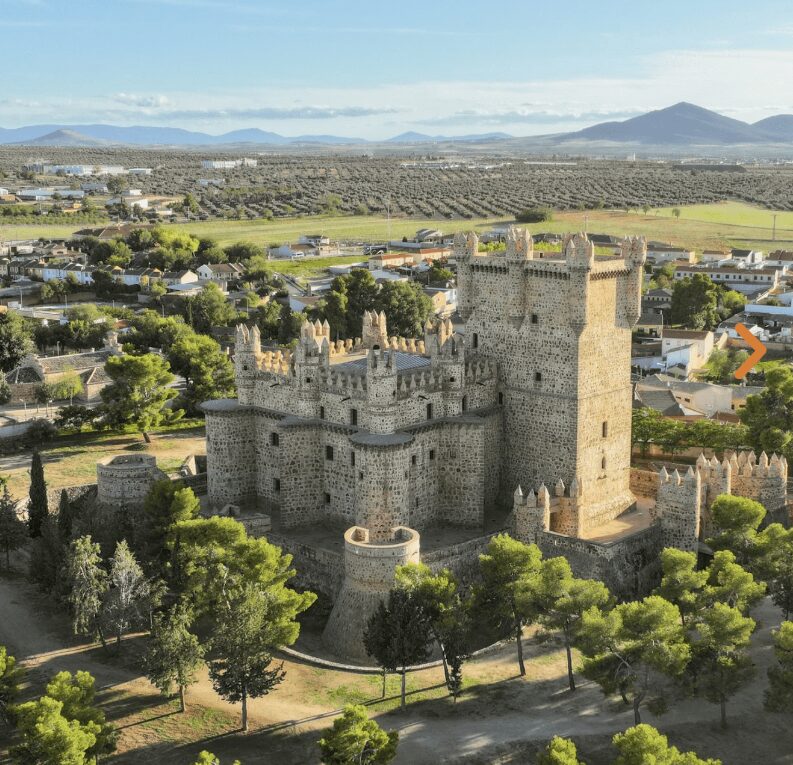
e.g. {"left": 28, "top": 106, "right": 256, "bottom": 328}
{"left": 630, "top": 468, "right": 659, "bottom": 497}
{"left": 421, "top": 531, "right": 503, "bottom": 586}
{"left": 267, "top": 531, "right": 344, "bottom": 599}
{"left": 537, "top": 524, "right": 663, "bottom": 599}
{"left": 46, "top": 483, "right": 97, "bottom": 510}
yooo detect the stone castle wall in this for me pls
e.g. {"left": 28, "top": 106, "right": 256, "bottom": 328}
{"left": 96, "top": 453, "right": 166, "bottom": 509}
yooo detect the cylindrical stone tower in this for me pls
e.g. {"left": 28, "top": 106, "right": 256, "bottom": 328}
{"left": 96, "top": 454, "right": 166, "bottom": 509}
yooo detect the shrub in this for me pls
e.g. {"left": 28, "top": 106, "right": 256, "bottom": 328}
{"left": 515, "top": 206, "right": 553, "bottom": 223}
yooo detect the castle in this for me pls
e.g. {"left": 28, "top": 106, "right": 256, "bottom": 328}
{"left": 200, "top": 227, "right": 790, "bottom": 660}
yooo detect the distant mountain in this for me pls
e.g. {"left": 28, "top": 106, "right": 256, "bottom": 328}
{"left": 386, "top": 131, "right": 511, "bottom": 143}
{"left": 14, "top": 129, "right": 110, "bottom": 147}
{"left": 753, "top": 115, "right": 793, "bottom": 142}
{"left": 560, "top": 102, "right": 793, "bottom": 145}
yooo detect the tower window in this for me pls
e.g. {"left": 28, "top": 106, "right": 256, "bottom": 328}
{"left": 531, "top": 314, "right": 538, "bottom": 324}
{"left": 320, "top": 406, "right": 325, "bottom": 420}
{"left": 326, "top": 445, "right": 334, "bottom": 461}
{"left": 602, "top": 421, "right": 608, "bottom": 438}
{"left": 601, "top": 456, "right": 607, "bottom": 471}
{"left": 498, "top": 392, "right": 504, "bottom": 405}
{"left": 270, "top": 432, "right": 279, "bottom": 447}
{"left": 273, "top": 478, "right": 280, "bottom": 493}
{"left": 426, "top": 403, "right": 433, "bottom": 420}
{"left": 350, "top": 408, "right": 358, "bottom": 426}
{"left": 324, "top": 492, "right": 331, "bottom": 504}
{"left": 462, "top": 395, "right": 468, "bottom": 412}
{"left": 535, "top": 372, "right": 542, "bottom": 382}
{"left": 429, "top": 449, "right": 436, "bottom": 460}
{"left": 351, "top": 451, "right": 356, "bottom": 466}
{"left": 411, "top": 454, "right": 417, "bottom": 466}
{"left": 472, "top": 333, "right": 479, "bottom": 349}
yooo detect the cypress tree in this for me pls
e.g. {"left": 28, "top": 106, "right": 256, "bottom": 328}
{"left": 57, "top": 489, "right": 74, "bottom": 542}
{"left": 27, "top": 450, "right": 48, "bottom": 538}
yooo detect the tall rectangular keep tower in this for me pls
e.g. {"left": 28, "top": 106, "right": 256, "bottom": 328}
{"left": 456, "top": 227, "right": 646, "bottom": 534}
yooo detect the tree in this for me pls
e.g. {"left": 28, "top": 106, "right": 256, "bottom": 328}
{"left": 529, "top": 556, "right": 612, "bottom": 691}
{"left": 656, "top": 548, "right": 708, "bottom": 626}
{"left": 167, "top": 333, "right": 235, "bottom": 413}
{"left": 756, "top": 524, "right": 793, "bottom": 618}
{"left": 318, "top": 704, "right": 398, "bottom": 764}
{"left": 45, "top": 670, "right": 117, "bottom": 759}
{"left": 11, "top": 695, "right": 98, "bottom": 765}
{"left": 224, "top": 241, "right": 264, "bottom": 262}
{"left": 515, "top": 206, "right": 552, "bottom": 223}
{"left": 103, "top": 540, "right": 148, "bottom": 647}
{"left": 537, "top": 736, "right": 584, "bottom": 765}
{"left": 29, "top": 515, "right": 65, "bottom": 593}
{"left": 0, "top": 486, "right": 26, "bottom": 569}
{"left": 363, "top": 588, "right": 432, "bottom": 709}
{"left": 672, "top": 207, "right": 681, "bottom": 220}
{"left": 183, "top": 283, "right": 239, "bottom": 334}
{"left": 27, "top": 449, "right": 48, "bottom": 537}
{"left": 141, "top": 480, "right": 200, "bottom": 568}
{"left": 706, "top": 494, "right": 766, "bottom": 566}
{"left": 475, "top": 534, "right": 542, "bottom": 676}
{"left": 766, "top": 620, "right": 793, "bottom": 713}
{"left": 0, "top": 645, "right": 24, "bottom": 724}
{"left": 612, "top": 724, "right": 720, "bottom": 765}
{"left": 64, "top": 535, "right": 109, "bottom": 647}
{"left": 705, "top": 550, "right": 765, "bottom": 614}
{"left": 374, "top": 281, "right": 433, "bottom": 338}
{"left": 207, "top": 583, "right": 293, "bottom": 732}
{"left": 278, "top": 304, "right": 304, "bottom": 345}
{"left": 144, "top": 603, "right": 203, "bottom": 712}
{"left": 100, "top": 353, "right": 179, "bottom": 431}
{"left": 740, "top": 366, "right": 793, "bottom": 459}
{"left": 578, "top": 596, "right": 690, "bottom": 724}
{"left": 670, "top": 274, "right": 720, "bottom": 330}
{"left": 395, "top": 562, "right": 469, "bottom": 695}
{"left": 0, "top": 310, "right": 35, "bottom": 372}
{"left": 191, "top": 754, "right": 241, "bottom": 765}
{"left": 54, "top": 405, "right": 96, "bottom": 432}
{"left": 685, "top": 603, "right": 755, "bottom": 728}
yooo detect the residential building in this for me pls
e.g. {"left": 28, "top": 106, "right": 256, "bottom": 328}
{"left": 673, "top": 264, "right": 780, "bottom": 293}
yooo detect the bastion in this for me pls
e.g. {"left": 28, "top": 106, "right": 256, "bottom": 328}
{"left": 96, "top": 453, "right": 167, "bottom": 509}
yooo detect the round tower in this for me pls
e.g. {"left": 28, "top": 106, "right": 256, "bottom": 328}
{"left": 96, "top": 454, "right": 167, "bottom": 509}
{"left": 322, "top": 525, "right": 420, "bottom": 661}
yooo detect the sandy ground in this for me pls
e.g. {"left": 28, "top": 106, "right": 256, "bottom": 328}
{"left": 1, "top": 571, "right": 792, "bottom": 764}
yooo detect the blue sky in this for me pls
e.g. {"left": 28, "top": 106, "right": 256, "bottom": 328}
{"left": 3, "top": 0, "right": 793, "bottom": 138}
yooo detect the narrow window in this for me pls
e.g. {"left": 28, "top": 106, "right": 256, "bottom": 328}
{"left": 602, "top": 421, "right": 608, "bottom": 438}
{"left": 426, "top": 403, "right": 433, "bottom": 420}
{"left": 462, "top": 395, "right": 468, "bottom": 412}
{"left": 472, "top": 333, "right": 479, "bottom": 349}
{"left": 326, "top": 445, "right": 334, "bottom": 461}
{"left": 531, "top": 313, "right": 538, "bottom": 324}
{"left": 535, "top": 372, "right": 542, "bottom": 382}
{"left": 350, "top": 408, "right": 358, "bottom": 426}
{"left": 429, "top": 449, "right": 436, "bottom": 460}
{"left": 270, "top": 432, "right": 279, "bottom": 447}
{"left": 601, "top": 456, "right": 607, "bottom": 471}
{"left": 411, "top": 454, "right": 417, "bottom": 466}
{"left": 498, "top": 392, "right": 504, "bottom": 405}
{"left": 351, "top": 451, "right": 356, "bottom": 466}
{"left": 273, "top": 478, "right": 280, "bottom": 493}
{"left": 320, "top": 406, "right": 325, "bottom": 420}
{"left": 324, "top": 492, "right": 331, "bottom": 504}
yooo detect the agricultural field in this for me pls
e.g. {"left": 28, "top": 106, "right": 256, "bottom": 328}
{"left": 5, "top": 147, "right": 793, "bottom": 225}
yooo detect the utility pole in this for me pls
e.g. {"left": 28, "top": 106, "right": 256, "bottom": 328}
{"left": 773, "top": 213, "right": 778, "bottom": 242}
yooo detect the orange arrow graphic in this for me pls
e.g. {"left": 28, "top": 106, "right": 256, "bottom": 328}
{"left": 734, "top": 323, "right": 767, "bottom": 380}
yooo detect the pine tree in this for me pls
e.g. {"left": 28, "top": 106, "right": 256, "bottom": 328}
{"left": 144, "top": 604, "right": 203, "bottom": 712}
{"left": 0, "top": 645, "right": 24, "bottom": 724}
{"left": 318, "top": 704, "right": 399, "bottom": 764}
{"left": 104, "top": 540, "right": 148, "bottom": 648}
{"left": 0, "top": 485, "right": 27, "bottom": 569}
{"left": 612, "top": 724, "right": 720, "bottom": 765}
{"left": 766, "top": 621, "right": 793, "bottom": 713}
{"left": 27, "top": 449, "right": 48, "bottom": 538}
{"left": 537, "top": 735, "right": 584, "bottom": 765}
{"left": 64, "top": 535, "right": 108, "bottom": 648}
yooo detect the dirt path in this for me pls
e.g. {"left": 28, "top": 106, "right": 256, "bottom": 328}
{"left": 2, "top": 575, "right": 793, "bottom": 764}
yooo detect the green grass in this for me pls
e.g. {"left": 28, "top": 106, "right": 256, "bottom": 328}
{"left": 654, "top": 201, "right": 793, "bottom": 232}
{"left": 274, "top": 254, "right": 367, "bottom": 278}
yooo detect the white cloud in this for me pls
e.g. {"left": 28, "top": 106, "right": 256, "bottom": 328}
{"left": 114, "top": 93, "right": 170, "bottom": 108}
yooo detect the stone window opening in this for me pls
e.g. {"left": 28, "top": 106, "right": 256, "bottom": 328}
{"left": 601, "top": 455, "right": 607, "bottom": 471}
{"left": 324, "top": 492, "right": 331, "bottom": 504}
{"left": 350, "top": 408, "right": 358, "bottom": 426}
{"left": 498, "top": 392, "right": 504, "bottom": 405}
{"left": 351, "top": 451, "right": 356, "bottom": 466}
{"left": 472, "top": 333, "right": 478, "bottom": 349}
{"left": 462, "top": 395, "right": 468, "bottom": 412}
{"left": 358, "top": 471, "right": 364, "bottom": 480}
{"left": 270, "top": 432, "right": 279, "bottom": 447}
{"left": 273, "top": 478, "right": 280, "bottom": 493}
{"left": 326, "top": 445, "right": 334, "bottom": 461}
{"left": 602, "top": 421, "right": 608, "bottom": 438}
{"left": 306, "top": 377, "right": 312, "bottom": 384}
{"left": 320, "top": 406, "right": 325, "bottom": 420}
{"left": 429, "top": 449, "right": 436, "bottom": 460}
{"left": 531, "top": 314, "right": 538, "bottom": 324}
{"left": 535, "top": 372, "right": 542, "bottom": 382}
{"left": 411, "top": 454, "right": 417, "bottom": 466}
{"left": 426, "top": 403, "right": 433, "bottom": 420}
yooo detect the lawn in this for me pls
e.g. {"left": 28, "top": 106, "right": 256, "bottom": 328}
{"left": 274, "top": 254, "right": 367, "bottom": 278}
{"left": 0, "top": 424, "right": 207, "bottom": 500}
